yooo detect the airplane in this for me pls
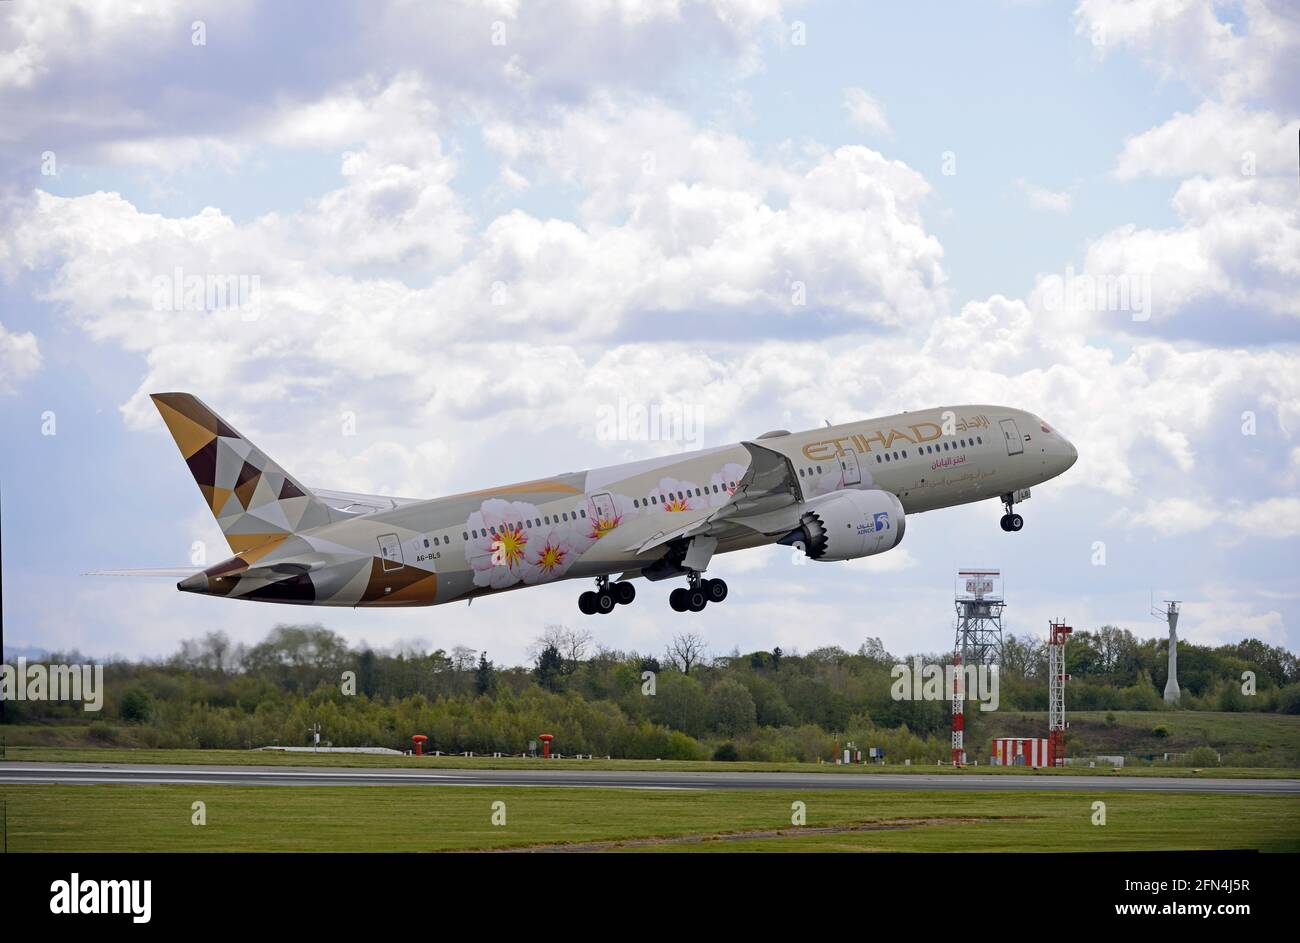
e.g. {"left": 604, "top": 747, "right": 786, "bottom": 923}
{"left": 146, "top": 393, "right": 1077, "bottom": 615}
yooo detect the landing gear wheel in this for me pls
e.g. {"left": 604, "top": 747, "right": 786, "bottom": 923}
{"left": 703, "top": 578, "right": 728, "bottom": 603}
{"left": 669, "top": 587, "right": 689, "bottom": 612}
{"left": 595, "top": 590, "right": 616, "bottom": 614}
{"left": 614, "top": 581, "right": 636, "bottom": 605}
{"left": 578, "top": 591, "right": 598, "bottom": 615}
{"left": 999, "top": 492, "right": 1024, "bottom": 533}
{"left": 687, "top": 588, "right": 707, "bottom": 612}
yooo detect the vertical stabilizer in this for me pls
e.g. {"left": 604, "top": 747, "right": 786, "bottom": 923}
{"left": 150, "top": 392, "right": 336, "bottom": 555}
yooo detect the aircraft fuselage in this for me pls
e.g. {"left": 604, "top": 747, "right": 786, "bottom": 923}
{"left": 166, "top": 402, "right": 1077, "bottom": 609}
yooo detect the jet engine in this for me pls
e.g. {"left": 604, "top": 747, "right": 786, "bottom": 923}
{"left": 780, "top": 490, "right": 905, "bottom": 562}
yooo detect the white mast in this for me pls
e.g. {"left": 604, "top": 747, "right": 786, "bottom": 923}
{"left": 1153, "top": 600, "right": 1181, "bottom": 705}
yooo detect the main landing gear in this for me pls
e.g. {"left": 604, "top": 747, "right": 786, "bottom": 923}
{"left": 669, "top": 572, "right": 727, "bottom": 613}
{"left": 999, "top": 492, "right": 1024, "bottom": 532}
{"left": 578, "top": 576, "right": 636, "bottom": 615}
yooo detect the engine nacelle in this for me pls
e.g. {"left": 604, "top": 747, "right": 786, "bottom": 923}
{"left": 781, "top": 490, "right": 906, "bottom": 562}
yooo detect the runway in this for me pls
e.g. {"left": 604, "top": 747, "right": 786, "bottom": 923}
{"left": 2, "top": 762, "right": 1296, "bottom": 794}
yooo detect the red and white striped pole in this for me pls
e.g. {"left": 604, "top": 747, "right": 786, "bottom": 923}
{"left": 951, "top": 652, "right": 964, "bottom": 766}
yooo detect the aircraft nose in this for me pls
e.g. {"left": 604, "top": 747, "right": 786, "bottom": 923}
{"left": 178, "top": 572, "right": 209, "bottom": 594}
{"left": 1062, "top": 438, "right": 1078, "bottom": 470}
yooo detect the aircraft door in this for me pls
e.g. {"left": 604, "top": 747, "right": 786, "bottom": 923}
{"left": 589, "top": 492, "right": 616, "bottom": 525}
{"left": 377, "top": 533, "right": 404, "bottom": 572}
{"left": 1000, "top": 419, "right": 1024, "bottom": 456}
{"left": 839, "top": 448, "right": 862, "bottom": 486}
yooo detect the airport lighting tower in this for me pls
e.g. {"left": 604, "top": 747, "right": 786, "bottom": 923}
{"left": 1153, "top": 600, "right": 1182, "bottom": 705}
{"left": 954, "top": 570, "right": 1004, "bottom": 666}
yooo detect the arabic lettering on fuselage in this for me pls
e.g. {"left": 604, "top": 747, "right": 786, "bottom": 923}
{"left": 952, "top": 415, "right": 990, "bottom": 433}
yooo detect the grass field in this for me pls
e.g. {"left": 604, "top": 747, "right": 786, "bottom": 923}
{"left": 7, "top": 744, "right": 1300, "bottom": 778}
{"left": 2, "top": 784, "right": 1298, "bottom": 852}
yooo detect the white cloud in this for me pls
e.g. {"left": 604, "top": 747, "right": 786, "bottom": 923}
{"left": 0, "top": 320, "right": 41, "bottom": 393}
{"left": 1074, "top": 0, "right": 1300, "bottom": 108}
{"left": 1236, "top": 496, "right": 1300, "bottom": 539}
{"left": 0, "top": 0, "right": 794, "bottom": 182}
{"left": 1124, "top": 497, "right": 1218, "bottom": 536}
{"left": 842, "top": 86, "right": 891, "bottom": 136}
{"left": 1014, "top": 178, "right": 1072, "bottom": 214}
{"left": 1176, "top": 588, "right": 1287, "bottom": 646}
{"left": 1021, "top": 166, "right": 1299, "bottom": 343}
{"left": 1115, "top": 102, "right": 1299, "bottom": 181}
{"left": 2, "top": 95, "right": 950, "bottom": 367}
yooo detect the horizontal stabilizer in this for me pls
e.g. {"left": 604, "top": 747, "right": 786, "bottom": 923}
{"left": 85, "top": 567, "right": 203, "bottom": 578}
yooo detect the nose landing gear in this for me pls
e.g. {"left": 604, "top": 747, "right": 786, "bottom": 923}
{"left": 999, "top": 492, "right": 1024, "bottom": 532}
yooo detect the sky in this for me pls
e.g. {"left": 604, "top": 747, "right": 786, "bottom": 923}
{"left": 0, "top": 0, "right": 1297, "bottom": 666}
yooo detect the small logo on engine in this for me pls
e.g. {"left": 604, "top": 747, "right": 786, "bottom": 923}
{"left": 873, "top": 512, "right": 891, "bottom": 531}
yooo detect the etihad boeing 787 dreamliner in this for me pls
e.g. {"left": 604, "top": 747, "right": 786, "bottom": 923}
{"left": 144, "top": 393, "right": 1076, "bottom": 614}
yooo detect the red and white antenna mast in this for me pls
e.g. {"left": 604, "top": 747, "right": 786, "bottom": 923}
{"left": 1048, "top": 620, "right": 1072, "bottom": 767}
{"left": 951, "top": 651, "right": 965, "bottom": 766}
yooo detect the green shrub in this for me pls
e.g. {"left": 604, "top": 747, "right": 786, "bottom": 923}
{"left": 119, "top": 686, "right": 153, "bottom": 724}
{"left": 87, "top": 721, "right": 121, "bottom": 744}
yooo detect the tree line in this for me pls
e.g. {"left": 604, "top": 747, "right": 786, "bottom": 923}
{"left": 4, "top": 622, "right": 1297, "bottom": 763}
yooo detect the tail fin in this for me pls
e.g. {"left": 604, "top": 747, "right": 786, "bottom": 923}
{"left": 150, "top": 393, "right": 336, "bottom": 554}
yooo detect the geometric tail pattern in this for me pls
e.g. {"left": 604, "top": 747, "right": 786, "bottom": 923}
{"left": 151, "top": 392, "right": 337, "bottom": 555}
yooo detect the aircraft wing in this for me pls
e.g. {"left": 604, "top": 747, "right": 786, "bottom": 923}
{"left": 309, "top": 487, "right": 422, "bottom": 515}
{"left": 627, "top": 440, "right": 802, "bottom": 554}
